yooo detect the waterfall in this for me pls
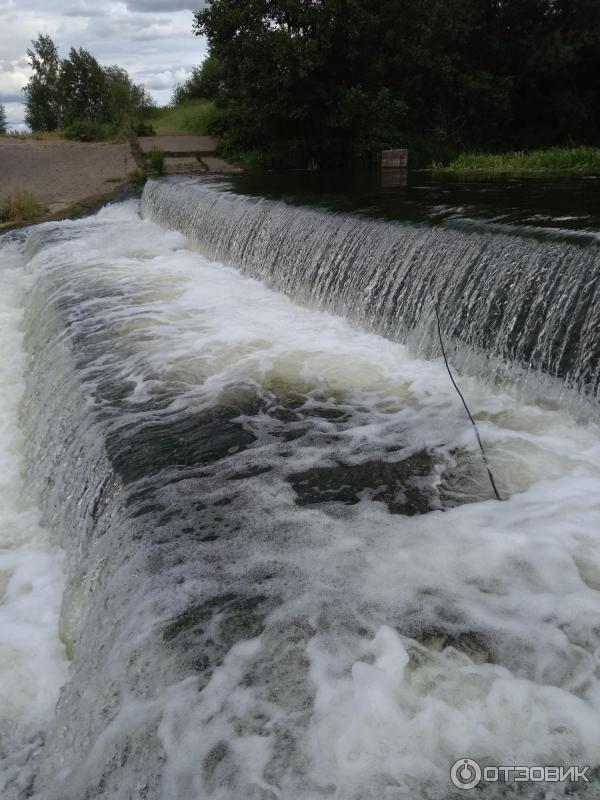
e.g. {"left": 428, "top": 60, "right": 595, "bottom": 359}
{"left": 142, "top": 178, "right": 600, "bottom": 407}
{"left": 2, "top": 197, "right": 600, "bottom": 800}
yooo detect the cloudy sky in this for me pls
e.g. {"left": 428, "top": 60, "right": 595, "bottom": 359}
{"left": 0, "top": 0, "right": 207, "bottom": 129}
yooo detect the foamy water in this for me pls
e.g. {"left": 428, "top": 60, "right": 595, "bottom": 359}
{"left": 2, "top": 200, "right": 600, "bottom": 798}
{"left": 0, "top": 240, "right": 67, "bottom": 798}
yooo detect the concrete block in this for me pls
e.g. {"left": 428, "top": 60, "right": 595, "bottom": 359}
{"left": 381, "top": 149, "right": 408, "bottom": 168}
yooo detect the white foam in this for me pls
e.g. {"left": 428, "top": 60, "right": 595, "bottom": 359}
{"left": 0, "top": 241, "right": 67, "bottom": 793}
{"left": 13, "top": 201, "right": 600, "bottom": 798}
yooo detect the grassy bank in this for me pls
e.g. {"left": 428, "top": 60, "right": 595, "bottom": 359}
{"left": 147, "top": 100, "right": 222, "bottom": 136}
{"left": 432, "top": 146, "right": 600, "bottom": 173}
{"left": 0, "top": 189, "right": 45, "bottom": 225}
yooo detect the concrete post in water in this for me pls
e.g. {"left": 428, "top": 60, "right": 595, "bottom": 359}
{"left": 381, "top": 148, "right": 408, "bottom": 168}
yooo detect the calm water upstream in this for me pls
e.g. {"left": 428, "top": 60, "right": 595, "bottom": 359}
{"left": 0, "top": 171, "right": 599, "bottom": 799}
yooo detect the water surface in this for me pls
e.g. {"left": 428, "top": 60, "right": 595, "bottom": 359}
{"left": 0, "top": 174, "right": 599, "bottom": 799}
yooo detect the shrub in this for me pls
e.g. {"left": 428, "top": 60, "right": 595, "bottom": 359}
{"left": 63, "top": 120, "right": 113, "bottom": 141}
{"left": 0, "top": 189, "right": 44, "bottom": 223}
{"left": 143, "top": 149, "right": 165, "bottom": 176}
{"left": 135, "top": 120, "right": 155, "bottom": 136}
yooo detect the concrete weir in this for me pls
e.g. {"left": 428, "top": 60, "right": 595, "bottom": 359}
{"left": 138, "top": 135, "right": 241, "bottom": 174}
{"left": 381, "top": 148, "right": 408, "bottom": 168}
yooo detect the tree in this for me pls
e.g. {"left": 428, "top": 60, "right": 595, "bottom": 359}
{"left": 0, "top": 103, "right": 7, "bottom": 135}
{"left": 105, "top": 66, "right": 154, "bottom": 125}
{"left": 23, "top": 34, "right": 62, "bottom": 131}
{"left": 171, "top": 55, "right": 225, "bottom": 105}
{"left": 193, "top": 0, "right": 600, "bottom": 166}
{"left": 59, "top": 48, "right": 109, "bottom": 125}
{"left": 22, "top": 34, "right": 155, "bottom": 136}
{"left": 194, "top": 1, "right": 409, "bottom": 166}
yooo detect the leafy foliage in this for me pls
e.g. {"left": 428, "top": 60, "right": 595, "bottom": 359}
{"left": 148, "top": 100, "right": 222, "bottom": 136}
{"left": 63, "top": 120, "right": 114, "bottom": 142}
{"left": 171, "top": 56, "right": 225, "bottom": 106}
{"left": 23, "top": 34, "right": 155, "bottom": 138}
{"left": 24, "top": 34, "right": 62, "bottom": 132}
{"left": 129, "top": 149, "right": 165, "bottom": 188}
{"left": 143, "top": 149, "right": 165, "bottom": 177}
{"left": 193, "top": 0, "right": 600, "bottom": 167}
{"left": 0, "top": 103, "right": 6, "bottom": 134}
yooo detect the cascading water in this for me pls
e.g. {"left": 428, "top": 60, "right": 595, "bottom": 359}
{"left": 1, "top": 184, "right": 600, "bottom": 800}
{"left": 142, "top": 178, "right": 600, "bottom": 408}
{"left": 0, "top": 235, "right": 67, "bottom": 797}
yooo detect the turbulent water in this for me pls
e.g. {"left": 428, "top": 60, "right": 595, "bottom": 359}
{"left": 142, "top": 178, "right": 600, "bottom": 409}
{"left": 0, "top": 187, "right": 599, "bottom": 799}
{"left": 0, "top": 240, "right": 67, "bottom": 796}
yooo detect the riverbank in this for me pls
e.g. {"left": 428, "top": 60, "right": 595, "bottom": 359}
{"left": 432, "top": 145, "right": 600, "bottom": 174}
{"left": 0, "top": 133, "right": 241, "bottom": 230}
{"left": 0, "top": 137, "right": 136, "bottom": 228}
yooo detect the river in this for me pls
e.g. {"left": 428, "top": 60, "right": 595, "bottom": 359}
{"left": 1, "top": 171, "right": 599, "bottom": 799}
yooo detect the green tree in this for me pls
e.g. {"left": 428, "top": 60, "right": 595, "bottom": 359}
{"left": 194, "top": 0, "right": 409, "bottom": 166}
{"left": 104, "top": 66, "right": 154, "bottom": 126}
{"left": 193, "top": 0, "right": 600, "bottom": 165}
{"left": 22, "top": 34, "right": 155, "bottom": 136}
{"left": 171, "top": 55, "right": 225, "bottom": 105}
{"left": 0, "top": 103, "right": 7, "bottom": 134}
{"left": 23, "top": 34, "right": 62, "bottom": 131}
{"left": 59, "top": 48, "right": 109, "bottom": 125}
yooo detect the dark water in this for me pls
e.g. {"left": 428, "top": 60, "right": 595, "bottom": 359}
{"left": 197, "top": 168, "right": 600, "bottom": 241}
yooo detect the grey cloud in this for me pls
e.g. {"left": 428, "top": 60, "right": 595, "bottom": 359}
{"left": 0, "top": 0, "right": 207, "bottom": 123}
{"left": 1, "top": 99, "right": 26, "bottom": 128}
{"left": 0, "top": 57, "right": 29, "bottom": 73}
{"left": 64, "top": 2, "right": 109, "bottom": 17}
{"left": 0, "top": 57, "right": 30, "bottom": 96}
{"left": 90, "top": 15, "right": 177, "bottom": 42}
{"left": 130, "top": 27, "right": 187, "bottom": 41}
{"left": 141, "top": 66, "right": 190, "bottom": 88}
{"left": 126, "top": 0, "right": 202, "bottom": 12}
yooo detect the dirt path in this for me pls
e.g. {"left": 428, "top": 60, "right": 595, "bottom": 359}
{"left": 0, "top": 138, "right": 136, "bottom": 216}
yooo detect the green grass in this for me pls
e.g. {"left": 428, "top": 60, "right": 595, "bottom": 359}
{"left": 432, "top": 146, "right": 600, "bottom": 173}
{"left": 143, "top": 149, "right": 165, "bottom": 176}
{"left": 129, "top": 148, "right": 166, "bottom": 188}
{"left": 147, "top": 100, "right": 222, "bottom": 136}
{"left": 0, "top": 188, "right": 44, "bottom": 224}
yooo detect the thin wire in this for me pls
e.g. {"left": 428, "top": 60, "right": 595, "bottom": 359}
{"left": 433, "top": 302, "right": 502, "bottom": 501}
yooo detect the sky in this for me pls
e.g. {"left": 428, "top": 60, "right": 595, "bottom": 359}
{"left": 0, "top": 0, "right": 207, "bottom": 129}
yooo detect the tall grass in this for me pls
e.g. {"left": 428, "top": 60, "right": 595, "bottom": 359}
{"left": 147, "top": 100, "right": 222, "bottom": 136}
{"left": 129, "top": 149, "right": 166, "bottom": 188}
{"left": 0, "top": 188, "right": 44, "bottom": 224}
{"left": 432, "top": 146, "right": 600, "bottom": 173}
{"left": 143, "top": 149, "right": 165, "bottom": 176}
